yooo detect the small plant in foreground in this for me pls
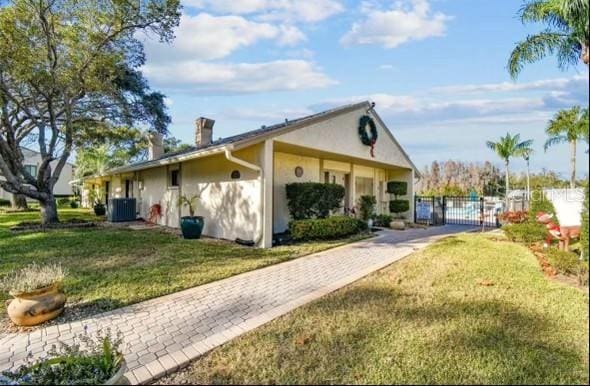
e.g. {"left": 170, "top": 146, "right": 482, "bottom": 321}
{"left": 358, "top": 195, "right": 376, "bottom": 222}
{"left": 373, "top": 214, "right": 393, "bottom": 227}
{"left": 0, "top": 263, "right": 66, "bottom": 295}
{"left": 0, "top": 328, "right": 125, "bottom": 385}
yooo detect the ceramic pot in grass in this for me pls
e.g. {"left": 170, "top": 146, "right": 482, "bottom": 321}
{"left": 7, "top": 282, "right": 66, "bottom": 326}
{"left": 178, "top": 193, "right": 204, "bottom": 239}
{"left": 180, "top": 216, "right": 205, "bottom": 239}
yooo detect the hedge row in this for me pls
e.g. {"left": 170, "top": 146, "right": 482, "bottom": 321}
{"left": 502, "top": 222, "right": 547, "bottom": 244}
{"left": 286, "top": 183, "right": 345, "bottom": 220}
{"left": 289, "top": 216, "right": 368, "bottom": 241}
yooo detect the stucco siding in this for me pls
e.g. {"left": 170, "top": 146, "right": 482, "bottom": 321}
{"left": 181, "top": 150, "right": 261, "bottom": 241}
{"left": 273, "top": 152, "right": 321, "bottom": 233}
{"left": 275, "top": 109, "right": 412, "bottom": 169}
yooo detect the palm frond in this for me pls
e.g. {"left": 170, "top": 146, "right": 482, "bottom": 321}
{"left": 556, "top": 34, "right": 583, "bottom": 69}
{"left": 520, "top": 0, "right": 569, "bottom": 30}
{"left": 508, "top": 32, "right": 567, "bottom": 78}
{"left": 544, "top": 135, "right": 567, "bottom": 150}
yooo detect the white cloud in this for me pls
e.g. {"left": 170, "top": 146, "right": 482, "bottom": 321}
{"left": 341, "top": 0, "right": 451, "bottom": 48}
{"left": 143, "top": 60, "right": 337, "bottom": 94}
{"left": 185, "top": 0, "right": 344, "bottom": 23}
{"left": 433, "top": 74, "right": 589, "bottom": 94}
{"left": 144, "top": 13, "right": 305, "bottom": 62}
{"left": 378, "top": 64, "right": 396, "bottom": 71}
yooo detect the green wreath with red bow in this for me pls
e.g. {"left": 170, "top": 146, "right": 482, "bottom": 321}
{"left": 358, "top": 115, "right": 378, "bottom": 157}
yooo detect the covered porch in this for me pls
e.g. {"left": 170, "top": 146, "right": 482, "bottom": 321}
{"left": 272, "top": 140, "right": 415, "bottom": 233}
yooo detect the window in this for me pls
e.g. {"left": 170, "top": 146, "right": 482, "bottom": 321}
{"left": 24, "top": 164, "right": 37, "bottom": 177}
{"left": 294, "top": 166, "right": 304, "bottom": 178}
{"left": 355, "top": 177, "right": 374, "bottom": 197}
{"left": 231, "top": 170, "right": 241, "bottom": 179}
{"left": 169, "top": 170, "right": 179, "bottom": 187}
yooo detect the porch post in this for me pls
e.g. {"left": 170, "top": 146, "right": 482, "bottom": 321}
{"left": 261, "top": 140, "right": 274, "bottom": 248}
{"left": 349, "top": 163, "right": 356, "bottom": 213}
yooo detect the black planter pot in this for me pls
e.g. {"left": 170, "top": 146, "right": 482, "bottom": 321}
{"left": 94, "top": 204, "right": 106, "bottom": 216}
{"left": 180, "top": 216, "right": 204, "bottom": 239}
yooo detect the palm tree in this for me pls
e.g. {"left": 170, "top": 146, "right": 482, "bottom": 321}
{"left": 544, "top": 106, "right": 589, "bottom": 188}
{"left": 508, "top": 0, "right": 589, "bottom": 79}
{"left": 521, "top": 143, "right": 535, "bottom": 199}
{"left": 487, "top": 133, "right": 533, "bottom": 204}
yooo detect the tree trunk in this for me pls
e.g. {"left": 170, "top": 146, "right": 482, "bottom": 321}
{"left": 526, "top": 159, "right": 530, "bottom": 200}
{"left": 583, "top": 42, "right": 589, "bottom": 65}
{"left": 40, "top": 197, "right": 59, "bottom": 224}
{"left": 11, "top": 193, "right": 28, "bottom": 210}
{"left": 505, "top": 161, "right": 510, "bottom": 208}
{"left": 570, "top": 139, "right": 577, "bottom": 189}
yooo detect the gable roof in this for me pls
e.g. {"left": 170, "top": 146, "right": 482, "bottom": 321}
{"left": 99, "top": 101, "right": 419, "bottom": 177}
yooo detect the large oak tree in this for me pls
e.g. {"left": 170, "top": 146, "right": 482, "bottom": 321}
{"left": 0, "top": 0, "right": 180, "bottom": 224}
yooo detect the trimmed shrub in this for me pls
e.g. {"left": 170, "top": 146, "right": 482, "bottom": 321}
{"left": 289, "top": 216, "right": 368, "bottom": 241}
{"left": 577, "top": 261, "right": 589, "bottom": 286}
{"left": 545, "top": 249, "right": 581, "bottom": 275}
{"left": 529, "top": 194, "right": 559, "bottom": 225}
{"left": 581, "top": 185, "right": 589, "bottom": 260}
{"left": 0, "top": 198, "right": 11, "bottom": 207}
{"left": 373, "top": 214, "right": 393, "bottom": 227}
{"left": 497, "top": 211, "right": 528, "bottom": 224}
{"left": 390, "top": 200, "right": 410, "bottom": 215}
{"left": 57, "top": 197, "right": 71, "bottom": 207}
{"left": 387, "top": 181, "right": 409, "bottom": 218}
{"left": 386, "top": 181, "right": 407, "bottom": 196}
{"left": 286, "top": 183, "right": 345, "bottom": 220}
{"left": 502, "top": 222, "right": 547, "bottom": 244}
{"left": 359, "top": 195, "right": 376, "bottom": 221}
{"left": 70, "top": 200, "right": 79, "bottom": 209}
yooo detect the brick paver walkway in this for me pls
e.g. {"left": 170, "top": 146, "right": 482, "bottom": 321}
{"left": 0, "top": 225, "right": 473, "bottom": 384}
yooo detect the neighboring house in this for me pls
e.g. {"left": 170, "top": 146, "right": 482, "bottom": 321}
{"left": 0, "top": 147, "right": 75, "bottom": 201}
{"left": 82, "top": 102, "right": 419, "bottom": 247}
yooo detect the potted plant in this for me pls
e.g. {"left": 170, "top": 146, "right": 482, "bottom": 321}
{"left": 387, "top": 181, "right": 410, "bottom": 230}
{"left": 177, "top": 193, "right": 204, "bottom": 239}
{"left": 88, "top": 189, "right": 106, "bottom": 216}
{"left": 1, "top": 263, "right": 67, "bottom": 326}
{"left": 358, "top": 195, "right": 377, "bottom": 228}
{"left": 0, "top": 328, "right": 127, "bottom": 385}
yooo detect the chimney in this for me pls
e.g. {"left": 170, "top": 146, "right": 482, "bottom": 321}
{"left": 195, "top": 117, "right": 215, "bottom": 147}
{"left": 147, "top": 132, "right": 164, "bottom": 160}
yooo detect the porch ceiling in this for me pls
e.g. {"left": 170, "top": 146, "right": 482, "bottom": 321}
{"left": 273, "top": 141, "right": 411, "bottom": 172}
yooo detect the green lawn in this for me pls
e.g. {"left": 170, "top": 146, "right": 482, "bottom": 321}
{"left": 159, "top": 233, "right": 589, "bottom": 385}
{"left": 0, "top": 209, "right": 367, "bottom": 317}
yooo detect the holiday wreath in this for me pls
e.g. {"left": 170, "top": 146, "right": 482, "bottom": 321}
{"left": 358, "top": 115, "right": 378, "bottom": 157}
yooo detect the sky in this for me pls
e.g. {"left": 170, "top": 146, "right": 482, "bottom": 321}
{"left": 139, "top": 0, "right": 590, "bottom": 177}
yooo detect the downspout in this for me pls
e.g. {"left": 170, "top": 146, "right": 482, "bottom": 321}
{"left": 224, "top": 145, "right": 265, "bottom": 246}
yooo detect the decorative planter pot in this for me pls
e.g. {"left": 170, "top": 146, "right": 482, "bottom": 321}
{"left": 390, "top": 219, "right": 406, "bottom": 230}
{"left": 94, "top": 204, "right": 106, "bottom": 216}
{"left": 7, "top": 283, "right": 66, "bottom": 326}
{"left": 104, "top": 360, "right": 128, "bottom": 385}
{"left": 180, "top": 216, "right": 204, "bottom": 239}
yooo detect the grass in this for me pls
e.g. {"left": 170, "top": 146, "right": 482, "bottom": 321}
{"left": 0, "top": 209, "right": 368, "bottom": 316}
{"left": 159, "top": 233, "right": 589, "bottom": 385}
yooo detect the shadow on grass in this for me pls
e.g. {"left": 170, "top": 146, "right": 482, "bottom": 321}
{"left": 227, "top": 285, "right": 588, "bottom": 385}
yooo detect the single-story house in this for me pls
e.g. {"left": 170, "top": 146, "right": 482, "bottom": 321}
{"left": 82, "top": 101, "right": 419, "bottom": 247}
{"left": 0, "top": 147, "right": 75, "bottom": 201}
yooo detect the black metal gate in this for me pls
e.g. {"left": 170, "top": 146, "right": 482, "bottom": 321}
{"left": 415, "top": 195, "right": 500, "bottom": 228}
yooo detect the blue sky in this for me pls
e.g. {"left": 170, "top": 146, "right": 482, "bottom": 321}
{"left": 140, "top": 0, "right": 589, "bottom": 177}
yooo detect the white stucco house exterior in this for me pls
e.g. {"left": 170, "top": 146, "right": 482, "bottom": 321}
{"left": 81, "top": 102, "right": 419, "bottom": 247}
{"left": 0, "top": 147, "right": 75, "bottom": 201}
